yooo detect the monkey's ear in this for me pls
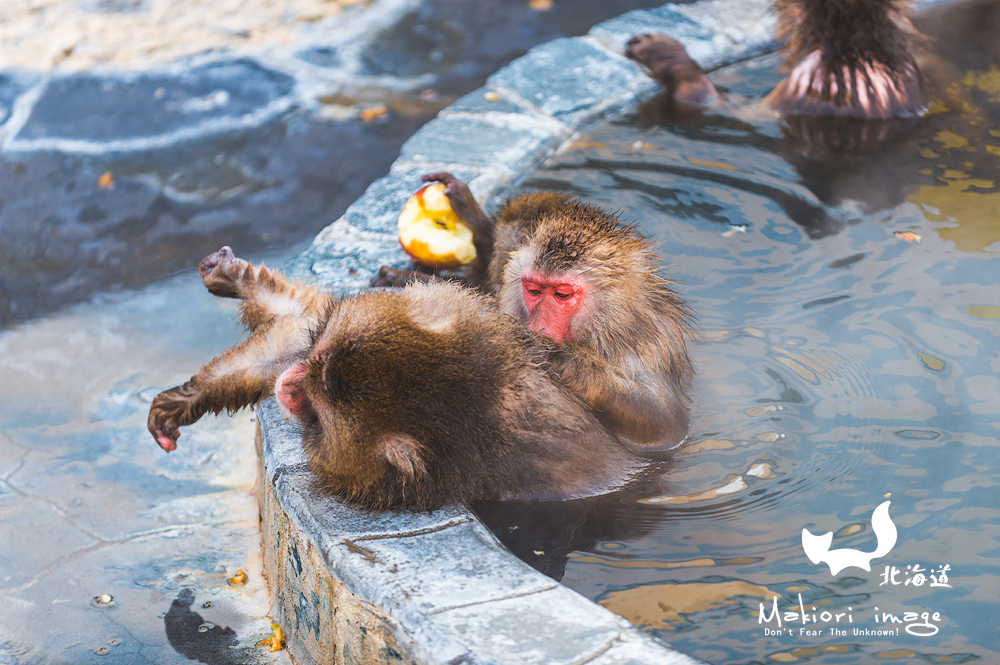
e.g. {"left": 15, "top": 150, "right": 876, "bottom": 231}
{"left": 379, "top": 434, "right": 428, "bottom": 479}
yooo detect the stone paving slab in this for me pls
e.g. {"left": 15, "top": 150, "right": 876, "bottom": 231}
{"left": 336, "top": 520, "right": 560, "bottom": 615}
{"left": 399, "top": 112, "right": 568, "bottom": 174}
{"left": 487, "top": 37, "right": 659, "bottom": 129}
{"left": 16, "top": 60, "right": 296, "bottom": 150}
{"left": 0, "top": 274, "right": 291, "bottom": 665}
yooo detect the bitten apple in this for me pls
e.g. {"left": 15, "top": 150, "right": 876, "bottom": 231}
{"left": 398, "top": 183, "right": 477, "bottom": 269}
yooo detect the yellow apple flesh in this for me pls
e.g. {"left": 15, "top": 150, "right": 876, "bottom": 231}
{"left": 398, "top": 183, "right": 477, "bottom": 269}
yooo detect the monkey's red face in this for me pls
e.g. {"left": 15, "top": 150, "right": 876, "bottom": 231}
{"left": 521, "top": 273, "right": 586, "bottom": 344}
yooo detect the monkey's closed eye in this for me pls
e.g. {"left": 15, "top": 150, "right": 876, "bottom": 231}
{"left": 554, "top": 292, "right": 573, "bottom": 300}
{"left": 527, "top": 289, "right": 541, "bottom": 296}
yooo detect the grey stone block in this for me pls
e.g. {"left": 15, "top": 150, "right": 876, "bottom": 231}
{"left": 588, "top": 6, "right": 714, "bottom": 54}
{"left": 447, "top": 87, "right": 536, "bottom": 116}
{"left": 257, "top": 398, "right": 311, "bottom": 476}
{"left": 336, "top": 520, "right": 558, "bottom": 615}
{"left": 668, "top": 0, "right": 775, "bottom": 67}
{"left": 399, "top": 113, "right": 567, "bottom": 176}
{"left": 283, "top": 223, "right": 400, "bottom": 291}
{"left": 432, "top": 585, "right": 635, "bottom": 665}
{"left": 487, "top": 38, "right": 654, "bottom": 129}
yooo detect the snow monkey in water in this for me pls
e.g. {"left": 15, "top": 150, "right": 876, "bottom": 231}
{"left": 372, "top": 172, "right": 694, "bottom": 456}
{"left": 627, "top": 0, "right": 928, "bottom": 119}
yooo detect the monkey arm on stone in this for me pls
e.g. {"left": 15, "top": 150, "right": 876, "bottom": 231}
{"left": 148, "top": 246, "right": 326, "bottom": 452}
{"left": 627, "top": 0, "right": 927, "bottom": 119}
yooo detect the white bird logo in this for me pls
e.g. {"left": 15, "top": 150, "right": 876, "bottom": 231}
{"left": 802, "top": 501, "right": 898, "bottom": 575}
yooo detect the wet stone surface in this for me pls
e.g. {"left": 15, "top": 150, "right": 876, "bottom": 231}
{"left": 399, "top": 113, "right": 566, "bottom": 171}
{"left": 488, "top": 37, "right": 658, "bottom": 127}
{"left": 15, "top": 60, "right": 297, "bottom": 148}
{"left": 0, "top": 269, "right": 292, "bottom": 665}
{"left": 0, "top": 113, "right": 436, "bottom": 326}
{"left": 0, "top": 74, "right": 39, "bottom": 126}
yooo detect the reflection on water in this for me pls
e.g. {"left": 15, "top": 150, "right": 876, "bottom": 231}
{"left": 474, "top": 2, "right": 1000, "bottom": 663}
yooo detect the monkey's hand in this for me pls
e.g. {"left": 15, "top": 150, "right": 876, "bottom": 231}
{"left": 147, "top": 385, "right": 201, "bottom": 452}
{"left": 420, "top": 172, "right": 494, "bottom": 280}
{"left": 199, "top": 246, "right": 251, "bottom": 299}
{"left": 421, "top": 172, "right": 492, "bottom": 234}
{"left": 626, "top": 34, "right": 720, "bottom": 108}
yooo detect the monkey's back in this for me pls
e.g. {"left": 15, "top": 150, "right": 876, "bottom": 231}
{"left": 302, "top": 281, "right": 639, "bottom": 510}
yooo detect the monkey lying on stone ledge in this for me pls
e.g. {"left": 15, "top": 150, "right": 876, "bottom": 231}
{"left": 148, "top": 247, "right": 672, "bottom": 510}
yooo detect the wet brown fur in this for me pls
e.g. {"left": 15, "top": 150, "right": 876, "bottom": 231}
{"left": 627, "top": 0, "right": 927, "bottom": 119}
{"left": 767, "top": 0, "right": 926, "bottom": 117}
{"left": 149, "top": 248, "right": 642, "bottom": 511}
{"left": 373, "top": 174, "right": 694, "bottom": 453}
{"left": 495, "top": 195, "right": 694, "bottom": 452}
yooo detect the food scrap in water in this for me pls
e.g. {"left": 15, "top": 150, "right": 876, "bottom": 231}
{"left": 894, "top": 231, "right": 922, "bottom": 243}
{"left": 258, "top": 622, "right": 284, "bottom": 652}
{"left": 359, "top": 104, "right": 389, "bottom": 122}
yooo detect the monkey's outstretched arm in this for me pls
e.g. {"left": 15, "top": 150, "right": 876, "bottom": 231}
{"left": 148, "top": 247, "right": 323, "bottom": 452}
{"left": 552, "top": 346, "right": 690, "bottom": 454}
{"left": 626, "top": 34, "right": 721, "bottom": 108}
{"left": 147, "top": 325, "right": 306, "bottom": 451}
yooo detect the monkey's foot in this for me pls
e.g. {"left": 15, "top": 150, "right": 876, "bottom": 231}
{"left": 626, "top": 34, "right": 720, "bottom": 108}
{"left": 370, "top": 266, "right": 437, "bottom": 288}
{"left": 199, "top": 246, "right": 251, "bottom": 298}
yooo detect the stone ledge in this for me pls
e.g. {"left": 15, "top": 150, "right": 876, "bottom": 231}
{"left": 255, "top": 0, "right": 958, "bottom": 663}
{"left": 258, "top": 400, "right": 706, "bottom": 665}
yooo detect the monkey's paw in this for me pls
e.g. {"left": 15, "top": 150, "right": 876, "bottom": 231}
{"left": 625, "top": 34, "right": 686, "bottom": 68}
{"left": 421, "top": 172, "right": 481, "bottom": 222}
{"left": 626, "top": 34, "right": 719, "bottom": 108}
{"left": 199, "top": 246, "right": 250, "bottom": 298}
{"left": 148, "top": 387, "right": 195, "bottom": 452}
